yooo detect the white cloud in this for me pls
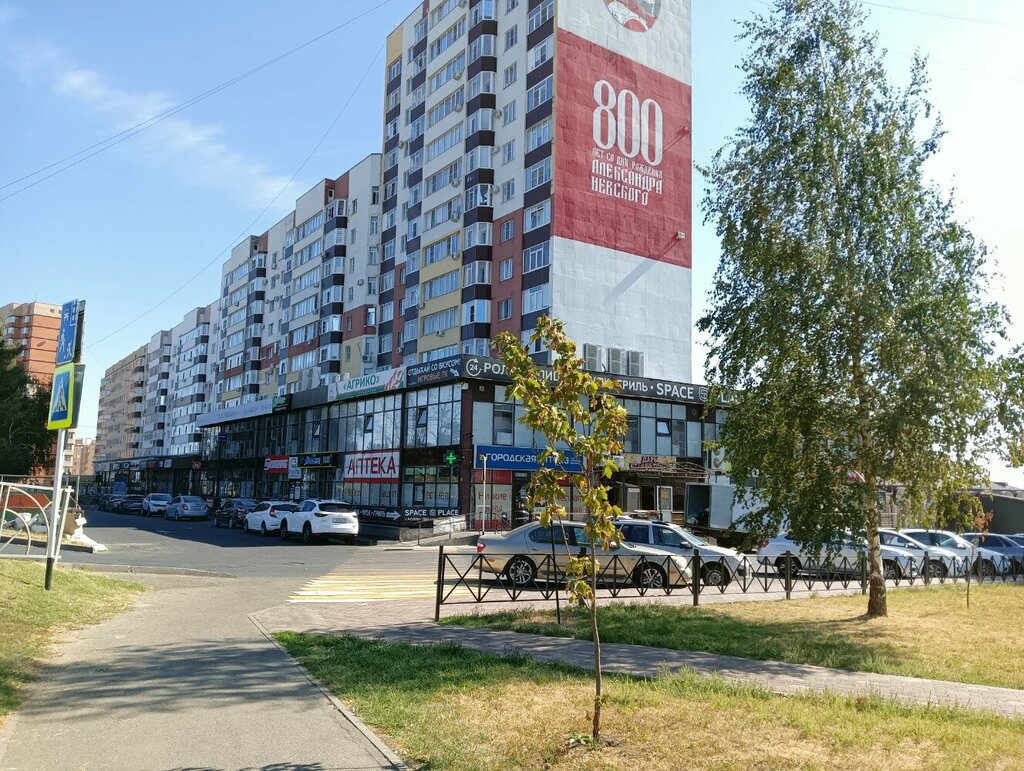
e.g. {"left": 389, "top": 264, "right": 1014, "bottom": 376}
{"left": 4, "top": 40, "right": 303, "bottom": 209}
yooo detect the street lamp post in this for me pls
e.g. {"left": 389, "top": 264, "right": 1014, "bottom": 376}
{"left": 479, "top": 453, "right": 488, "bottom": 534}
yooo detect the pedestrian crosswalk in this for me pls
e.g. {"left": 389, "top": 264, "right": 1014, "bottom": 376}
{"left": 288, "top": 571, "right": 475, "bottom": 603}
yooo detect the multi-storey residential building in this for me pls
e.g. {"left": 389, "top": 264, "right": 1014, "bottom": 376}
{"left": 94, "top": 345, "right": 147, "bottom": 476}
{"left": 140, "top": 329, "right": 172, "bottom": 457}
{"left": 168, "top": 305, "right": 215, "bottom": 459}
{"left": 377, "top": 0, "right": 691, "bottom": 379}
{"left": 0, "top": 301, "right": 61, "bottom": 384}
{"left": 65, "top": 432, "right": 96, "bottom": 479}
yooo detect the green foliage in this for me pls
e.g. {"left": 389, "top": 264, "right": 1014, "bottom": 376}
{"left": 0, "top": 342, "right": 53, "bottom": 476}
{"left": 699, "top": 0, "right": 1022, "bottom": 615}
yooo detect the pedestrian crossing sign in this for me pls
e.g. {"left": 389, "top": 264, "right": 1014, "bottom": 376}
{"left": 47, "top": 363, "right": 76, "bottom": 430}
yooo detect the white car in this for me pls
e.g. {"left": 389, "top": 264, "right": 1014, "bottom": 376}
{"left": 164, "top": 495, "right": 209, "bottom": 521}
{"left": 244, "top": 501, "right": 298, "bottom": 536}
{"left": 900, "top": 529, "right": 1010, "bottom": 577}
{"left": 758, "top": 533, "right": 917, "bottom": 580}
{"left": 879, "top": 528, "right": 964, "bottom": 578}
{"left": 615, "top": 517, "right": 747, "bottom": 586}
{"left": 142, "top": 493, "right": 172, "bottom": 516}
{"left": 279, "top": 499, "right": 359, "bottom": 545}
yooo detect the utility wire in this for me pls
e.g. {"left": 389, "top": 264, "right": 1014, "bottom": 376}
{"left": 0, "top": 0, "right": 397, "bottom": 201}
{"left": 83, "top": 43, "right": 386, "bottom": 353}
{"left": 857, "top": 0, "right": 1007, "bottom": 26}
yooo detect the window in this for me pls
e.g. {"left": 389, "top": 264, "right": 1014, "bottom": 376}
{"left": 423, "top": 270, "right": 460, "bottom": 300}
{"left": 370, "top": 216, "right": 380, "bottom": 235}
{"left": 525, "top": 156, "right": 552, "bottom": 190}
{"left": 500, "top": 220, "right": 515, "bottom": 242}
{"left": 465, "top": 183, "right": 492, "bottom": 210}
{"left": 469, "top": 0, "right": 495, "bottom": 25}
{"left": 427, "top": 88, "right": 465, "bottom": 127}
{"left": 424, "top": 159, "right": 462, "bottom": 196}
{"left": 381, "top": 302, "right": 394, "bottom": 323}
{"left": 428, "top": 51, "right": 467, "bottom": 94}
{"left": 429, "top": 17, "right": 466, "bottom": 61}
{"left": 506, "top": 0, "right": 519, "bottom": 10}
{"left": 505, "top": 25, "right": 518, "bottom": 50}
{"left": 466, "top": 107, "right": 494, "bottom": 134}
{"left": 423, "top": 196, "right": 462, "bottom": 231}
{"left": 654, "top": 525, "right": 686, "bottom": 549}
{"left": 499, "top": 257, "right": 513, "bottom": 280}
{"left": 292, "top": 266, "right": 321, "bottom": 293}
{"left": 371, "top": 186, "right": 380, "bottom": 205}
{"left": 462, "top": 299, "right": 490, "bottom": 325}
{"left": 291, "top": 296, "right": 318, "bottom": 320}
{"left": 467, "top": 70, "right": 494, "bottom": 100}
{"left": 525, "top": 200, "right": 551, "bottom": 231}
{"left": 498, "top": 298, "right": 513, "bottom": 320}
{"left": 368, "top": 247, "right": 379, "bottom": 265}
{"left": 423, "top": 232, "right": 461, "bottom": 265}
{"left": 469, "top": 34, "right": 495, "bottom": 62}
{"left": 527, "top": 75, "right": 553, "bottom": 110}
{"left": 367, "top": 277, "right": 378, "bottom": 295}
{"left": 523, "top": 241, "right": 550, "bottom": 273}
{"left": 503, "top": 63, "right": 517, "bottom": 88}
{"left": 421, "top": 307, "right": 459, "bottom": 335}
{"left": 430, "top": 0, "right": 459, "bottom": 29}
{"left": 464, "top": 146, "right": 493, "bottom": 173}
{"left": 426, "top": 124, "right": 464, "bottom": 161}
{"left": 464, "top": 222, "right": 491, "bottom": 248}
{"left": 528, "top": 116, "right": 552, "bottom": 149}
{"left": 522, "top": 283, "right": 550, "bottom": 314}
{"left": 502, "top": 140, "right": 516, "bottom": 165}
{"left": 387, "top": 58, "right": 402, "bottom": 81}
{"left": 528, "top": 0, "right": 553, "bottom": 33}
{"left": 463, "top": 261, "right": 491, "bottom": 286}
{"left": 501, "top": 179, "right": 515, "bottom": 202}
{"left": 503, "top": 100, "right": 517, "bottom": 124}
{"left": 529, "top": 36, "right": 554, "bottom": 71}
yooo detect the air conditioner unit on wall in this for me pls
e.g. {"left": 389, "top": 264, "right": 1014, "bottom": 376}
{"left": 454, "top": 70, "right": 464, "bottom": 80}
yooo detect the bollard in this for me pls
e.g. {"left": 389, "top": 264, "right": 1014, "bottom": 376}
{"left": 784, "top": 551, "right": 792, "bottom": 601}
{"left": 434, "top": 545, "right": 445, "bottom": 622}
{"left": 692, "top": 547, "right": 700, "bottom": 606}
{"left": 923, "top": 552, "right": 930, "bottom": 585}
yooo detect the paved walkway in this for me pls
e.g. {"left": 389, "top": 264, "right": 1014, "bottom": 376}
{"left": 0, "top": 574, "right": 403, "bottom": 771}
{"left": 256, "top": 597, "right": 1024, "bottom": 721}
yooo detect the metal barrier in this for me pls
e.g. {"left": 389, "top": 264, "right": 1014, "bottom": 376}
{"left": 0, "top": 481, "right": 73, "bottom": 574}
{"left": 434, "top": 546, "right": 1023, "bottom": 620}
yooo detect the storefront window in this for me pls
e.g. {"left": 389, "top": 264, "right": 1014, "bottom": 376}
{"left": 405, "top": 385, "right": 460, "bottom": 447}
{"left": 402, "top": 463, "right": 460, "bottom": 512}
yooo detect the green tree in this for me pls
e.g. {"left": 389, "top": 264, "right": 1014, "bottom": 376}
{"left": 0, "top": 342, "right": 53, "bottom": 476}
{"left": 493, "top": 316, "right": 628, "bottom": 744}
{"left": 699, "top": 0, "right": 1022, "bottom": 617}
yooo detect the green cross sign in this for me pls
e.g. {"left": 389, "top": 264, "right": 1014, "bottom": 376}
{"left": 444, "top": 451, "right": 459, "bottom": 465}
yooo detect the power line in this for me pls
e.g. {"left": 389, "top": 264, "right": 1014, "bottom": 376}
{"left": 83, "top": 42, "right": 386, "bottom": 354}
{"left": 856, "top": 0, "right": 1007, "bottom": 26}
{"left": 0, "top": 0, "right": 397, "bottom": 202}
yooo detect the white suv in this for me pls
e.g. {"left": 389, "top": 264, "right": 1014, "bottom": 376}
{"left": 280, "top": 499, "right": 359, "bottom": 545}
{"left": 142, "top": 493, "right": 172, "bottom": 516}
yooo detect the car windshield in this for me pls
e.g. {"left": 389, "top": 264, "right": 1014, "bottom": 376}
{"left": 318, "top": 502, "right": 354, "bottom": 513}
{"left": 238, "top": 499, "right": 258, "bottom": 506}
{"left": 1008, "top": 536, "right": 1024, "bottom": 547}
{"left": 152, "top": 494, "right": 171, "bottom": 501}
{"left": 274, "top": 503, "right": 298, "bottom": 512}
{"left": 666, "top": 524, "right": 708, "bottom": 547}
{"left": 183, "top": 496, "right": 205, "bottom": 504}
{"left": 938, "top": 532, "right": 971, "bottom": 548}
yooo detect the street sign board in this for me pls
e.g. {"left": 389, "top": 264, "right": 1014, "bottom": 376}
{"left": 217, "top": 431, "right": 228, "bottom": 443}
{"left": 47, "top": 363, "right": 78, "bottom": 430}
{"left": 55, "top": 300, "right": 84, "bottom": 366}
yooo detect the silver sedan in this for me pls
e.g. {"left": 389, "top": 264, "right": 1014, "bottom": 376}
{"left": 477, "top": 521, "right": 693, "bottom": 589}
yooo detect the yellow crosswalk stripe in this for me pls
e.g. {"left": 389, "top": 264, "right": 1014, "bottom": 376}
{"left": 288, "top": 571, "right": 478, "bottom": 603}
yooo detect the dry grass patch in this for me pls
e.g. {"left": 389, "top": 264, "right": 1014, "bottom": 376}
{"left": 0, "top": 560, "right": 143, "bottom": 723}
{"left": 278, "top": 634, "right": 1024, "bottom": 771}
{"left": 445, "top": 583, "right": 1024, "bottom": 690}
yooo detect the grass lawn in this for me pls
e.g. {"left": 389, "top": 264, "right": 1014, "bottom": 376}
{"left": 278, "top": 633, "right": 1024, "bottom": 770}
{"left": 0, "top": 560, "right": 143, "bottom": 723}
{"left": 443, "top": 583, "right": 1024, "bottom": 690}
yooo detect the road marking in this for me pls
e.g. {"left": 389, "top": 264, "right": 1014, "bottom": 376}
{"left": 288, "top": 571, "right": 477, "bottom": 603}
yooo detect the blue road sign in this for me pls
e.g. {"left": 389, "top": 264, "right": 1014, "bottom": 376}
{"left": 56, "top": 300, "right": 80, "bottom": 366}
{"left": 474, "top": 445, "right": 583, "bottom": 473}
{"left": 47, "top": 364, "right": 75, "bottom": 430}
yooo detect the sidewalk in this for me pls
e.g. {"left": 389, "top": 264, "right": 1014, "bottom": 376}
{"left": 256, "top": 597, "right": 1024, "bottom": 720}
{"left": 0, "top": 574, "right": 403, "bottom": 771}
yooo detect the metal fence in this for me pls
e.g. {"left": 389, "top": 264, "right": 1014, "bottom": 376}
{"left": 433, "top": 546, "right": 1024, "bottom": 621}
{"left": 0, "top": 480, "right": 73, "bottom": 567}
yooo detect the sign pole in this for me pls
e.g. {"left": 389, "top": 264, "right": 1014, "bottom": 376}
{"left": 45, "top": 428, "right": 68, "bottom": 590}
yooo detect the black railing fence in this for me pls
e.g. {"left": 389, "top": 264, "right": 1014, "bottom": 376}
{"left": 434, "top": 546, "right": 1023, "bottom": 621}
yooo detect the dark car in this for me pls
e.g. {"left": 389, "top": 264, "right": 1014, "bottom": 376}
{"left": 214, "top": 498, "right": 260, "bottom": 529}
{"left": 116, "top": 495, "right": 145, "bottom": 514}
{"left": 102, "top": 495, "right": 126, "bottom": 512}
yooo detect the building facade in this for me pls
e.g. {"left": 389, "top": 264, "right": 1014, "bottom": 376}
{"left": 94, "top": 345, "right": 147, "bottom": 487}
{"left": 0, "top": 301, "right": 62, "bottom": 384}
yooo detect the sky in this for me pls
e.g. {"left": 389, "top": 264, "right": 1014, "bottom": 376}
{"left": 0, "top": 0, "right": 1021, "bottom": 485}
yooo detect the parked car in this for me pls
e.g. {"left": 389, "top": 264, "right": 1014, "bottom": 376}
{"left": 164, "top": 495, "right": 209, "bottom": 521}
{"left": 757, "top": 533, "right": 917, "bottom": 580}
{"left": 101, "top": 494, "right": 125, "bottom": 512}
{"left": 1007, "top": 535, "right": 1024, "bottom": 548}
{"left": 900, "top": 529, "right": 1010, "bottom": 577}
{"left": 142, "top": 493, "right": 172, "bottom": 516}
{"left": 962, "top": 533, "right": 1024, "bottom": 571}
{"left": 477, "top": 520, "right": 693, "bottom": 589}
{"left": 244, "top": 501, "right": 298, "bottom": 535}
{"left": 213, "top": 497, "right": 260, "bottom": 529}
{"left": 878, "top": 528, "right": 964, "bottom": 578}
{"left": 116, "top": 495, "right": 145, "bottom": 514}
{"left": 279, "top": 499, "right": 359, "bottom": 544}
{"left": 615, "top": 517, "right": 746, "bottom": 586}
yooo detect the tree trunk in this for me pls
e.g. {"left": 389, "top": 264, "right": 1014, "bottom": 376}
{"left": 590, "top": 536, "right": 602, "bottom": 742}
{"left": 865, "top": 514, "right": 888, "bottom": 618}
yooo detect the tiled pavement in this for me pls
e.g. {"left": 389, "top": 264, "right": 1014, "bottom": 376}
{"left": 254, "top": 594, "right": 1024, "bottom": 721}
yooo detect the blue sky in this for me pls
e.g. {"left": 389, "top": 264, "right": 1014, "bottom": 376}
{"left": 1, "top": 0, "right": 1021, "bottom": 484}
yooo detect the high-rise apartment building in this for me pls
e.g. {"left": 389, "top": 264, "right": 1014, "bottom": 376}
{"left": 95, "top": 345, "right": 147, "bottom": 467}
{"left": 378, "top": 0, "right": 691, "bottom": 378}
{"left": 168, "top": 305, "right": 215, "bottom": 458}
{"left": 0, "top": 301, "right": 62, "bottom": 384}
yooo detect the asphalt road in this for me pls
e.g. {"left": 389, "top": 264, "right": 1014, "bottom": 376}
{"left": 66, "top": 507, "right": 438, "bottom": 579}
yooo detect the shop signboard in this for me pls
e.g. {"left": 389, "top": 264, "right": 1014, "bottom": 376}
{"left": 342, "top": 450, "right": 400, "bottom": 483}
{"left": 288, "top": 456, "right": 301, "bottom": 481}
{"left": 406, "top": 356, "right": 462, "bottom": 387}
{"left": 475, "top": 445, "right": 583, "bottom": 473}
{"left": 328, "top": 366, "right": 406, "bottom": 402}
{"left": 297, "top": 453, "right": 338, "bottom": 468}
{"left": 621, "top": 454, "right": 678, "bottom": 473}
{"left": 264, "top": 455, "right": 290, "bottom": 474}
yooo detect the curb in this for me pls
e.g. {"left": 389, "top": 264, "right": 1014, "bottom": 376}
{"left": 62, "top": 563, "right": 238, "bottom": 579}
{"left": 247, "top": 612, "right": 409, "bottom": 770}
{"left": 0, "top": 536, "right": 97, "bottom": 553}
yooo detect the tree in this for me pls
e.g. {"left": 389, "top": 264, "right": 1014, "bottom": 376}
{"left": 699, "top": 0, "right": 1022, "bottom": 618}
{"left": 493, "top": 316, "right": 628, "bottom": 744}
{"left": 0, "top": 342, "right": 53, "bottom": 476}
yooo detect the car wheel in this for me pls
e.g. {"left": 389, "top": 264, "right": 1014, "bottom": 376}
{"left": 260, "top": 523, "right": 268, "bottom": 537}
{"left": 929, "top": 560, "right": 948, "bottom": 579}
{"left": 775, "top": 557, "right": 802, "bottom": 577}
{"left": 633, "top": 561, "right": 667, "bottom": 590}
{"left": 280, "top": 521, "right": 289, "bottom": 541}
{"left": 164, "top": 511, "right": 170, "bottom": 520}
{"left": 302, "top": 523, "right": 314, "bottom": 545}
{"left": 505, "top": 556, "right": 537, "bottom": 587}
{"left": 882, "top": 560, "right": 899, "bottom": 581}
{"left": 976, "top": 559, "right": 996, "bottom": 579}
{"left": 702, "top": 562, "right": 729, "bottom": 587}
